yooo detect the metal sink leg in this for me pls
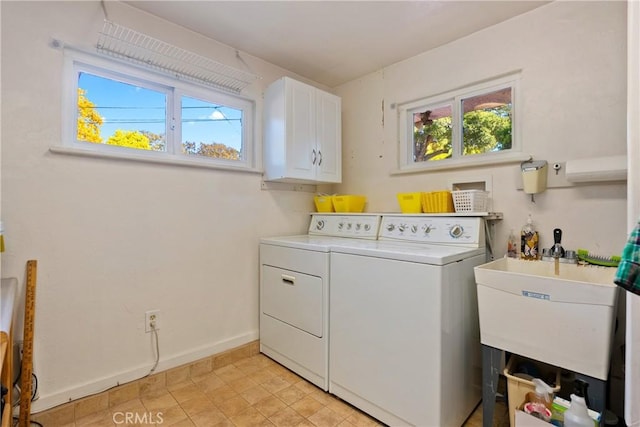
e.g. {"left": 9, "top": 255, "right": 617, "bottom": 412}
{"left": 482, "top": 345, "right": 503, "bottom": 427}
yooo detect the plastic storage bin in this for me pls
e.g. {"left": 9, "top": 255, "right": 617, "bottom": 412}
{"left": 504, "top": 354, "right": 561, "bottom": 427}
{"left": 422, "top": 191, "right": 455, "bottom": 213}
{"left": 397, "top": 193, "right": 424, "bottom": 213}
{"left": 332, "top": 195, "right": 366, "bottom": 213}
{"left": 314, "top": 195, "right": 334, "bottom": 212}
{"left": 452, "top": 190, "right": 489, "bottom": 213}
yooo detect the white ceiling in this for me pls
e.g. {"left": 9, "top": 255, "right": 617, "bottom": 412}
{"left": 125, "top": 1, "right": 550, "bottom": 88}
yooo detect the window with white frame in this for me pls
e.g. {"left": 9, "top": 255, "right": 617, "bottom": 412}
{"left": 397, "top": 72, "right": 523, "bottom": 171}
{"left": 63, "top": 50, "right": 256, "bottom": 170}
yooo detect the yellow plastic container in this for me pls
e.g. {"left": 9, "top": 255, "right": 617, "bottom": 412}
{"left": 397, "top": 193, "right": 424, "bottom": 213}
{"left": 332, "top": 195, "right": 366, "bottom": 213}
{"left": 422, "top": 191, "right": 455, "bottom": 213}
{"left": 314, "top": 195, "right": 334, "bottom": 212}
{"left": 504, "top": 355, "right": 561, "bottom": 427}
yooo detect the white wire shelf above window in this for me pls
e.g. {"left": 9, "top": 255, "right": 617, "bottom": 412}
{"left": 96, "top": 20, "right": 259, "bottom": 94}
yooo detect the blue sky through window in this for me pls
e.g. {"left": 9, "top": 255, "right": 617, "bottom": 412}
{"left": 181, "top": 95, "right": 243, "bottom": 153}
{"left": 78, "top": 73, "right": 243, "bottom": 151}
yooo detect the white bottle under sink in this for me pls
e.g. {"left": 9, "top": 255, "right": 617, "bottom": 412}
{"left": 474, "top": 257, "right": 618, "bottom": 380}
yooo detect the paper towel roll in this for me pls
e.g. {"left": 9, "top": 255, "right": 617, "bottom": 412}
{"left": 565, "top": 155, "right": 627, "bottom": 183}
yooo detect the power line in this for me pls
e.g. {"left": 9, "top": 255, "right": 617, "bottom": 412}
{"left": 101, "top": 118, "right": 242, "bottom": 124}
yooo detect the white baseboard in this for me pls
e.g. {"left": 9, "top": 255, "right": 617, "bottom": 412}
{"left": 30, "top": 330, "right": 259, "bottom": 413}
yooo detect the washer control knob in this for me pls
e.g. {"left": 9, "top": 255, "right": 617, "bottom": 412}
{"left": 364, "top": 224, "right": 371, "bottom": 231}
{"left": 316, "top": 220, "right": 325, "bottom": 230}
{"left": 449, "top": 224, "right": 464, "bottom": 238}
{"left": 347, "top": 223, "right": 353, "bottom": 230}
{"left": 423, "top": 225, "right": 432, "bottom": 235}
{"left": 338, "top": 222, "right": 344, "bottom": 230}
{"left": 386, "top": 224, "right": 395, "bottom": 232}
{"left": 356, "top": 223, "right": 362, "bottom": 231}
{"left": 411, "top": 224, "right": 418, "bottom": 233}
{"left": 398, "top": 224, "right": 407, "bottom": 232}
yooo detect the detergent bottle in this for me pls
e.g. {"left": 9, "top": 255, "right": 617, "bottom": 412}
{"left": 564, "top": 380, "right": 594, "bottom": 427}
{"left": 521, "top": 214, "right": 539, "bottom": 260}
{"left": 523, "top": 378, "right": 554, "bottom": 422}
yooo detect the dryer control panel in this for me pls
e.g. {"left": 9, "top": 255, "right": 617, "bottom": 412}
{"left": 379, "top": 215, "right": 484, "bottom": 247}
{"left": 308, "top": 214, "right": 381, "bottom": 239}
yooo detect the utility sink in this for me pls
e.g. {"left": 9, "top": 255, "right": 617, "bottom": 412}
{"left": 474, "top": 257, "right": 618, "bottom": 380}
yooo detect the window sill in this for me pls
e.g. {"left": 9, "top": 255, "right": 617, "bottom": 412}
{"left": 391, "top": 151, "right": 532, "bottom": 175}
{"left": 49, "top": 145, "right": 263, "bottom": 174}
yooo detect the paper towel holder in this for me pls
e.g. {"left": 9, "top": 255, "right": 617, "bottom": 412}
{"left": 521, "top": 160, "right": 548, "bottom": 202}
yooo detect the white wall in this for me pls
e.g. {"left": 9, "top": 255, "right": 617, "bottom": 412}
{"left": 335, "top": 0, "right": 628, "bottom": 257}
{"left": 626, "top": 1, "right": 640, "bottom": 424}
{"left": 0, "top": 1, "right": 316, "bottom": 411}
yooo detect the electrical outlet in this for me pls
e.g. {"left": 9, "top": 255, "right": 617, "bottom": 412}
{"left": 145, "top": 310, "right": 160, "bottom": 333}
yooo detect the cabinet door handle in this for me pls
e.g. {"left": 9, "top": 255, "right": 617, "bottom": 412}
{"left": 312, "top": 149, "right": 317, "bottom": 165}
{"left": 318, "top": 150, "right": 322, "bottom": 166}
{"left": 281, "top": 274, "right": 296, "bottom": 285}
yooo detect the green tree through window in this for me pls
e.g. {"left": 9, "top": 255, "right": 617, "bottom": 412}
{"left": 462, "top": 105, "right": 512, "bottom": 155}
{"left": 412, "top": 88, "right": 512, "bottom": 162}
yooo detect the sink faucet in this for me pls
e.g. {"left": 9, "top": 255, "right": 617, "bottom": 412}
{"left": 551, "top": 228, "right": 565, "bottom": 258}
{"left": 551, "top": 228, "right": 565, "bottom": 275}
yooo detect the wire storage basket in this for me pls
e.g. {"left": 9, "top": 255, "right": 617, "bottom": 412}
{"left": 452, "top": 190, "right": 489, "bottom": 213}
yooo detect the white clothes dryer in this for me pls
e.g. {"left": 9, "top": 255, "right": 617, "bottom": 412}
{"left": 259, "top": 214, "right": 381, "bottom": 390}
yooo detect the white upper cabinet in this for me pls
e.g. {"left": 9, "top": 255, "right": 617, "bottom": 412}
{"left": 263, "top": 77, "right": 342, "bottom": 183}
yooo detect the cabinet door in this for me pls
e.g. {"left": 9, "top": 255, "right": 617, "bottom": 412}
{"left": 263, "top": 77, "right": 342, "bottom": 183}
{"left": 316, "top": 90, "right": 342, "bottom": 183}
{"left": 285, "top": 79, "right": 317, "bottom": 181}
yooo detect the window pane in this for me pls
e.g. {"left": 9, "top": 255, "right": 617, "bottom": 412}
{"left": 77, "top": 72, "right": 167, "bottom": 151}
{"left": 412, "top": 105, "right": 452, "bottom": 162}
{"left": 181, "top": 96, "right": 243, "bottom": 160}
{"left": 461, "top": 88, "right": 512, "bottom": 156}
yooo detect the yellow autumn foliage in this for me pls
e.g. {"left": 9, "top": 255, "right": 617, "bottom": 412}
{"left": 107, "top": 130, "right": 151, "bottom": 150}
{"left": 77, "top": 88, "right": 103, "bottom": 143}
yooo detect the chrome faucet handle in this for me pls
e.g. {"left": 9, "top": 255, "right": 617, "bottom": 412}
{"left": 551, "top": 228, "right": 565, "bottom": 258}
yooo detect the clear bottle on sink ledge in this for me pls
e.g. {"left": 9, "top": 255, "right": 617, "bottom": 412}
{"left": 521, "top": 214, "right": 539, "bottom": 260}
{"left": 507, "top": 229, "right": 518, "bottom": 258}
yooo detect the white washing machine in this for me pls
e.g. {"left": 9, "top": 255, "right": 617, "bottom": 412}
{"left": 259, "top": 214, "right": 382, "bottom": 390}
{"left": 329, "top": 215, "right": 487, "bottom": 427}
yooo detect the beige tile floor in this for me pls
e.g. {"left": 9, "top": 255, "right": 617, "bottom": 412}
{"left": 32, "top": 353, "right": 509, "bottom": 427}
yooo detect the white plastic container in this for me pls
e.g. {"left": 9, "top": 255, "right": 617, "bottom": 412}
{"left": 452, "top": 190, "right": 488, "bottom": 212}
{"left": 564, "top": 394, "right": 595, "bottom": 427}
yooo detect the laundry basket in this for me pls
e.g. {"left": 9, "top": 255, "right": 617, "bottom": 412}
{"left": 397, "top": 193, "right": 424, "bottom": 213}
{"left": 314, "top": 195, "right": 334, "bottom": 212}
{"left": 332, "top": 195, "right": 367, "bottom": 213}
{"left": 452, "top": 190, "right": 489, "bottom": 213}
{"left": 422, "top": 191, "right": 454, "bottom": 213}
